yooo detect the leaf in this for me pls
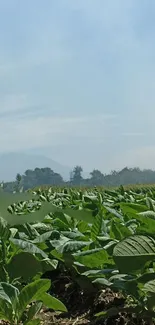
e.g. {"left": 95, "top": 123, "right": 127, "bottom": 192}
{"left": 113, "top": 235, "right": 155, "bottom": 273}
{"left": 91, "top": 214, "right": 103, "bottom": 241}
{"left": 110, "top": 220, "right": 132, "bottom": 240}
{"left": 23, "top": 223, "right": 40, "bottom": 239}
{"left": 0, "top": 299, "right": 13, "bottom": 322}
{"left": 37, "top": 293, "right": 67, "bottom": 312}
{"left": 74, "top": 248, "right": 109, "bottom": 268}
{"left": 137, "top": 273, "right": 155, "bottom": 284}
{"left": 41, "top": 259, "right": 58, "bottom": 273}
{"left": 58, "top": 240, "right": 91, "bottom": 254}
{"left": 143, "top": 279, "right": 155, "bottom": 294}
{"left": 7, "top": 252, "right": 42, "bottom": 282}
{"left": 103, "top": 206, "right": 123, "bottom": 220}
{"left": 131, "top": 212, "right": 155, "bottom": 235}
{"left": 78, "top": 221, "right": 90, "bottom": 233}
{"left": 121, "top": 203, "right": 147, "bottom": 214}
{"left": 0, "top": 283, "right": 12, "bottom": 304}
{"left": 32, "top": 231, "right": 59, "bottom": 243}
{"left": 25, "top": 302, "right": 42, "bottom": 323}
{"left": 92, "top": 278, "right": 112, "bottom": 286}
{"left": 138, "top": 211, "right": 155, "bottom": 219}
{"left": 146, "top": 197, "right": 155, "bottom": 211}
{"left": 0, "top": 282, "right": 19, "bottom": 308}
{"left": 24, "top": 319, "right": 41, "bottom": 325}
{"left": 17, "top": 279, "right": 51, "bottom": 319}
{"left": 82, "top": 269, "right": 116, "bottom": 277}
{"left": 108, "top": 274, "right": 137, "bottom": 293}
{"left": 10, "top": 238, "right": 48, "bottom": 258}
{"left": 61, "top": 231, "right": 84, "bottom": 240}
{"left": 95, "top": 307, "right": 119, "bottom": 318}
{"left": 51, "top": 218, "right": 70, "bottom": 231}
{"left": 0, "top": 217, "right": 11, "bottom": 240}
{"left": 63, "top": 208, "right": 94, "bottom": 224}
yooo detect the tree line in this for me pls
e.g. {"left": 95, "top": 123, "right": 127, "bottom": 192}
{"left": 2, "top": 165, "right": 155, "bottom": 192}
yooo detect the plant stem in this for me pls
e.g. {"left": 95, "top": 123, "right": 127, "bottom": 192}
{"left": 1, "top": 240, "right": 9, "bottom": 282}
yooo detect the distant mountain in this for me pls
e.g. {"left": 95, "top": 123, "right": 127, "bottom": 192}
{"left": 0, "top": 153, "right": 72, "bottom": 181}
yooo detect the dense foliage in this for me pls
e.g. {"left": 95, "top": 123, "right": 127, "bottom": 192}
{"left": 3, "top": 166, "right": 155, "bottom": 192}
{"left": 1, "top": 186, "right": 155, "bottom": 323}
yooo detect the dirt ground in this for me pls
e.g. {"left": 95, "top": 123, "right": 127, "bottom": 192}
{"left": 39, "top": 271, "right": 153, "bottom": 325}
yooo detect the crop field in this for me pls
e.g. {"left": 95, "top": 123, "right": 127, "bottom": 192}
{"left": 1, "top": 185, "right": 155, "bottom": 324}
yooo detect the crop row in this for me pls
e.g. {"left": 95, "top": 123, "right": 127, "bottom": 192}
{"left": 0, "top": 186, "right": 155, "bottom": 323}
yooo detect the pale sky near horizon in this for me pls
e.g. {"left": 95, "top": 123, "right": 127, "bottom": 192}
{"left": 0, "top": 0, "right": 155, "bottom": 173}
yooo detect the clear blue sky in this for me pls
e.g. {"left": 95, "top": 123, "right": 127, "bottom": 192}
{"left": 0, "top": 0, "right": 155, "bottom": 172}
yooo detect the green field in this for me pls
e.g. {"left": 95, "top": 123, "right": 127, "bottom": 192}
{"left": 1, "top": 185, "right": 155, "bottom": 324}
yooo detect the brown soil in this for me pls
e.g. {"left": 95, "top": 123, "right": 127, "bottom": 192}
{"left": 39, "top": 272, "right": 154, "bottom": 325}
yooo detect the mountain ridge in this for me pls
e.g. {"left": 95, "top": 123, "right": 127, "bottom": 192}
{"left": 0, "top": 152, "right": 72, "bottom": 181}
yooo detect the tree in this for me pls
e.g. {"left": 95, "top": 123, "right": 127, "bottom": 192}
{"left": 22, "top": 168, "right": 64, "bottom": 190}
{"left": 72, "top": 166, "right": 83, "bottom": 185}
{"left": 16, "top": 173, "right": 22, "bottom": 183}
{"left": 15, "top": 173, "right": 22, "bottom": 192}
{"left": 90, "top": 169, "right": 104, "bottom": 185}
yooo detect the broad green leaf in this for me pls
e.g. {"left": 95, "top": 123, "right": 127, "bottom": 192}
{"left": 0, "top": 299, "right": 13, "bottom": 322}
{"left": 78, "top": 221, "right": 90, "bottom": 233}
{"left": 92, "top": 278, "right": 112, "bottom": 286}
{"left": 7, "top": 252, "right": 42, "bottom": 281}
{"left": 121, "top": 203, "right": 147, "bottom": 214}
{"left": 0, "top": 282, "right": 19, "bottom": 309}
{"left": 32, "top": 223, "right": 52, "bottom": 232}
{"left": 50, "top": 235, "right": 70, "bottom": 250}
{"left": 58, "top": 240, "right": 91, "bottom": 254}
{"left": 32, "top": 231, "right": 60, "bottom": 243}
{"left": 64, "top": 208, "right": 94, "bottom": 224}
{"left": 130, "top": 212, "right": 155, "bottom": 235}
{"left": 143, "top": 279, "right": 155, "bottom": 294}
{"left": 51, "top": 218, "right": 70, "bottom": 231}
{"left": 137, "top": 273, "right": 155, "bottom": 284}
{"left": 138, "top": 211, "right": 155, "bottom": 219}
{"left": 74, "top": 248, "right": 109, "bottom": 268}
{"left": 120, "top": 204, "right": 146, "bottom": 225}
{"left": 22, "top": 223, "right": 40, "bottom": 239}
{"left": 146, "top": 197, "right": 155, "bottom": 211}
{"left": 0, "top": 217, "right": 11, "bottom": 240}
{"left": 110, "top": 220, "right": 132, "bottom": 240}
{"left": 10, "top": 238, "right": 48, "bottom": 258}
{"left": 91, "top": 214, "right": 103, "bottom": 241}
{"left": 17, "top": 279, "right": 51, "bottom": 318}
{"left": 41, "top": 259, "right": 58, "bottom": 273}
{"left": 113, "top": 235, "right": 155, "bottom": 273}
{"left": 0, "top": 283, "right": 12, "bottom": 304}
{"left": 103, "top": 206, "right": 123, "bottom": 220}
{"left": 51, "top": 212, "right": 72, "bottom": 231}
{"left": 82, "top": 269, "right": 116, "bottom": 277}
{"left": 37, "top": 293, "right": 67, "bottom": 312}
{"left": 61, "top": 231, "right": 84, "bottom": 240}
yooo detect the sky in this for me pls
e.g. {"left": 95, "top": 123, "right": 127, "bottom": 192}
{"left": 0, "top": 0, "right": 155, "bottom": 173}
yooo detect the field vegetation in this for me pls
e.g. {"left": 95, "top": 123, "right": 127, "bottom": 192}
{"left": 0, "top": 185, "right": 155, "bottom": 324}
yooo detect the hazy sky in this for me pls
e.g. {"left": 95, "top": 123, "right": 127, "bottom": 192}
{"left": 0, "top": 0, "right": 155, "bottom": 172}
